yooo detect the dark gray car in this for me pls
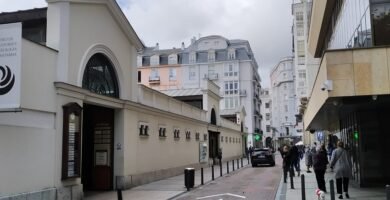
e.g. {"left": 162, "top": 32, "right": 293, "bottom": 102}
{"left": 251, "top": 148, "right": 275, "bottom": 167}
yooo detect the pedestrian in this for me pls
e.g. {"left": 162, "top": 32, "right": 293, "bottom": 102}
{"left": 245, "top": 147, "right": 249, "bottom": 158}
{"left": 281, "top": 145, "right": 293, "bottom": 183}
{"left": 249, "top": 146, "right": 254, "bottom": 157}
{"left": 327, "top": 143, "right": 334, "bottom": 161}
{"left": 304, "top": 145, "right": 313, "bottom": 173}
{"left": 313, "top": 144, "right": 328, "bottom": 192}
{"left": 290, "top": 143, "right": 300, "bottom": 176}
{"left": 330, "top": 141, "right": 352, "bottom": 199}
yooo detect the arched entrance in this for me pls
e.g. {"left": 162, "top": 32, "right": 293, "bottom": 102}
{"left": 81, "top": 53, "right": 119, "bottom": 191}
{"left": 208, "top": 108, "right": 219, "bottom": 164}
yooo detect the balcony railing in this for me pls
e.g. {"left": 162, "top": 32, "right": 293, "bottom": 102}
{"left": 149, "top": 76, "right": 160, "bottom": 84}
{"left": 204, "top": 73, "right": 219, "bottom": 80}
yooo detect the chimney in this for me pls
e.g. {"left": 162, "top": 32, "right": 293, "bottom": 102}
{"left": 155, "top": 43, "right": 159, "bottom": 50}
{"left": 191, "top": 37, "right": 196, "bottom": 44}
{"left": 181, "top": 42, "right": 185, "bottom": 50}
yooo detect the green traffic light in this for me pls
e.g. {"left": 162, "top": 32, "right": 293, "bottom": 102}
{"left": 255, "top": 134, "right": 260, "bottom": 141}
{"left": 354, "top": 131, "right": 358, "bottom": 140}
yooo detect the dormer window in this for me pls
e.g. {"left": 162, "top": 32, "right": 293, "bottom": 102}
{"left": 151, "top": 54, "right": 160, "bottom": 66}
{"left": 189, "top": 52, "right": 196, "bottom": 64}
{"left": 228, "top": 48, "right": 236, "bottom": 60}
{"left": 168, "top": 54, "right": 178, "bottom": 65}
{"left": 208, "top": 49, "right": 215, "bottom": 62}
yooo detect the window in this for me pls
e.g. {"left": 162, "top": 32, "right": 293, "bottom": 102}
{"left": 228, "top": 48, "right": 236, "bottom": 60}
{"left": 221, "top": 136, "right": 224, "bottom": 142}
{"left": 265, "top": 113, "right": 271, "bottom": 120}
{"left": 298, "top": 56, "right": 305, "bottom": 65}
{"left": 208, "top": 50, "right": 215, "bottom": 62}
{"left": 297, "top": 40, "right": 305, "bottom": 56}
{"left": 82, "top": 53, "right": 119, "bottom": 98}
{"left": 195, "top": 132, "right": 200, "bottom": 141}
{"left": 224, "top": 81, "right": 239, "bottom": 95}
{"left": 174, "top": 129, "right": 180, "bottom": 139}
{"left": 296, "top": 11, "right": 303, "bottom": 21}
{"left": 224, "top": 63, "right": 238, "bottom": 77}
{"left": 204, "top": 134, "right": 208, "bottom": 141}
{"left": 169, "top": 68, "right": 176, "bottom": 81}
{"left": 139, "top": 123, "right": 149, "bottom": 136}
{"left": 185, "top": 131, "right": 191, "bottom": 140}
{"left": 298, "top": 81, "right": 305, "bottom": 87}
{"left": 298, "top": 70, "right": 306, "bottom": 79}
{"left": 283, "top": 73, "right": 287, "bottom": 79}
{"left": 62, "top": 103, "right": 82, "bottom": 179}
{"left": 159, "top": 127, "right": 166, "bottom": 137}
{"left": 284, "top": 84, "right": 287, "bottom": 90}
{"left": 189, "top": 67, "right": 196, "bottom": 80}
{"left": 284, "top": 105, "right": 288, "bottom": 112}
{"left": 138, "top": 71, "right": 141, "bottom": 83}
{"left": 266, "top": 125, "right": 271, "bottom": 132}
{"left": 150, "top": 68, "right": 159, "bottom": 80}
{"left": 265, "top": 103, "right": 270, "bottom": 108}
{"left": 225, "top": 136, "right": 228, "bottom": 142}
{"left": 224, "top": 96, "right": 239, "bottom": 109}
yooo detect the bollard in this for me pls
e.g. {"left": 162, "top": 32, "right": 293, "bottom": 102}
{"left": 237, "top": 159, "right": 239, "bottom": 169}
{"left": 227, "top": 161, "right": 230, "bottom": 174}
{"left": 301, "top": 174, "right": 305, "bottom": 200}
{"left": 290, "top": 169, "right": 294, "bottom": 189}
{"left": 248, "top": 157, "right": 250, "bottom": 165}
{"left": 211, "top": 165, "right": 215, "bottom": 181}
{"left": 232, "top": 159, "right": 235, "bottom": 171}
{"left": 201, "top": 168, "right": 204, "bottom": 185}
{"left": 117, "top": 189, "right": 122, "bottom": 200}
{"left": 241, "top": 158, "right": 243, "bottom": 167}
{"left": 330, "top": 179, "right": 335, "bottom": 200}
{"left": 386, "top": 185, "right": 390, "bottom": 200}
{"left": 220, "top": 161, "right": 223, "bottom": 177}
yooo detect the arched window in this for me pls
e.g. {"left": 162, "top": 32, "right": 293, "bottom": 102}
{"left": 82, "top": 53, "right": 119, "bottom": 98}
{"left": 210, "top": 108, "right": 216, "bottom": 125}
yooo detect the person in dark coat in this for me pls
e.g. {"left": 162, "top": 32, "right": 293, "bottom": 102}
{"left": 313, "top": 144, "right": 328, "bottom": 192}
{"left": 281, "top": 145, "right": 293, "bottom": 183}
{"left": 304, "top": 145, "right": 313, "bottom": 173}
{"left": 290, "top": 143, "right": 300, "bottom": 176}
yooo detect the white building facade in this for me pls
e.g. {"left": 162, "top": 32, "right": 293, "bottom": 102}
{"left": 270, "top": 57, "right": 299, "bottom": 146}
{"left": 0, "top": 1, "right": 243, "bottom": 199}
{"left": 260, "top": 88, "right": 273, "bottom": 148}
{"left": 138, "top": 36, "right": 262, "bottom": 148}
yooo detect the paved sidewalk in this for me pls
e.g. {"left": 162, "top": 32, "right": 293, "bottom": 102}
{"left": 275, "top": 156, "right": 387, "bottom": 200}
{"left": 84, "top": 158, "right": 250, "bottom": 200}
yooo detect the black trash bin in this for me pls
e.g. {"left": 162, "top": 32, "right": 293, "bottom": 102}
{"left": 184, "top": 168, "right": 195, "bottom": 191}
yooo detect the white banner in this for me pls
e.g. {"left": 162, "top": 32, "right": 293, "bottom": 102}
{"left": 0, "top": 23, "right": 21, "bottom": 110}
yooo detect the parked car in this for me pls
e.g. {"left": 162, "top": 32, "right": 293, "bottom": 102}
{"left": 251, "top": 148, "right": 275, "bottom": 167}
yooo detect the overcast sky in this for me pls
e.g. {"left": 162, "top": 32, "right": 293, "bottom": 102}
{"left": 0, "top": 0, "right": 293, "bottom": 87}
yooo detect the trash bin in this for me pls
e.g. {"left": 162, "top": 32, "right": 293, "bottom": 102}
{"left": 184, "top": 168, "right": 195, "bottom": 190}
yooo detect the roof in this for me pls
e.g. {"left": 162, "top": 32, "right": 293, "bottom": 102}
{"left": 0, "top": 7, "right": 47, "bottom": 24}
{"left": 160, "top": 88, "right": 202, "bottom": 97}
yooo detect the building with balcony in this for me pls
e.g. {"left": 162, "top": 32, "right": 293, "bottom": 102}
{"left": 304, "top": 0, "right": 390, "bottom": 186}
{"left": 138, "top": 35, "right": 262, "bottom": 148}
{"left": 0, "top": 1, "right": 244, "bottom": 199}
{"left": 270, "top": 57, "right": 300, "bottom": 147}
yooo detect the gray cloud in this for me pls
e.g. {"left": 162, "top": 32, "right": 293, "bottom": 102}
{"left": 1, "top": 0, "right": 293, "bottom": 87}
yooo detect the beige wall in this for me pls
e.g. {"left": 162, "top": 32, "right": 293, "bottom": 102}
{"left": 304, "top": 47, "right": 390, "bottom": 129}
{"left": 307, "top": 0, "right": 327, "bottom": 57}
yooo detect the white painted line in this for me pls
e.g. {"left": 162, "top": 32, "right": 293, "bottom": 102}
{"left": 196, "top": 193, "right": 246, "bottom": 199}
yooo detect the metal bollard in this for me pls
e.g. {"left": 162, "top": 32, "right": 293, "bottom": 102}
{"left": 211, "top": 165, "right": 215, "bottom": 181}
{"left": 232, "top": 159, "right": 235, "bottom": 171}
{"left": 330, "top": 179, "right": 335, "bottom": 200}
{"left": 117, "top": 189, "right": 123, "bottom": 200}
{"left": 220, "top": 161, "right": 223, "bottom": 177}
{"left": 227, "top": 161, "right": 230, "bottom": 174}
{"left": 290, "top": 169, "right": 294, "bottom": 189}
{"left": 386, "top": 185, "right": 390, "bottom": 200}
{"left": 248, "top": 157, "right": 250, "bottom": 165}
{"left": 241, "top": 158, "right": 243, "bottom": 167}
{"left": 201, "top": 168, "right": 204, "bottom": 185}
{"left": 237, "top": 159, "right": 239, "bottom": 169}
{"left": 301, "top": 174, "right": 305, "bottom": 200}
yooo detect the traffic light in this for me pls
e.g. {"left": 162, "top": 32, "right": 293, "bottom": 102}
{"left": 255, "top": 134, "right": 261, "bottom": 141}
{"left": 354, "top": 131, "right": 359, "bottom": 140}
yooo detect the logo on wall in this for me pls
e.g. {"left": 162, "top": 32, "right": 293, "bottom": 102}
{"left": 0, "top": 65, "right": 15, "bottom": 95}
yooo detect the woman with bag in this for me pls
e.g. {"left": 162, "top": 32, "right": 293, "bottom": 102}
{"left": 330, "top": 141, "right": 352, "bottom": 199}
{"left": 313, "top": 144, "right": 328, "bottom": 192}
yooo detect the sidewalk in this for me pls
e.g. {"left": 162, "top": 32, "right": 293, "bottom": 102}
{"left": 84, "top": 158, "right": 250, "bottom": 200}
{"left": 275, "top": 156, "right": 387, "bottom": 200}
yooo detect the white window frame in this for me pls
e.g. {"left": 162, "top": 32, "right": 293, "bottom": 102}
{"left": 169, "top": 68, "right": 176, "bottom": 81}
{"left": 189, "top": 67, "right": 196, "bottom": 80}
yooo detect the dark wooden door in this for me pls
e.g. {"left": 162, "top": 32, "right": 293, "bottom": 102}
{"left": 82, "top": 104, "right": 114, "bottom": 191}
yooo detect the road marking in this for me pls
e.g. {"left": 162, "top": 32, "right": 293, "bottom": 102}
{"left": 196, "top": 193, "right": 246, "bottom": 199}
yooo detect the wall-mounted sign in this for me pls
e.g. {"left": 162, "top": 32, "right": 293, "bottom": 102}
{"left": 199, "top": 142, "right": 208, "bottom": 163}
{"left": 95, "top": 150, "right": 108, "bottom": 166}
{"left": 0, "top": 23, "right": 21, "bottom": 110}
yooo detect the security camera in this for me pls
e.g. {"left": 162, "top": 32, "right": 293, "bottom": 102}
{"left": 321, "top": 80, "right": 333, "bottom": 91}
{"left": 321, "top": 86, "right": 326, "bottom": 91}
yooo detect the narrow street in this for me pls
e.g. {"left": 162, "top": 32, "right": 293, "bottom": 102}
{"left": 174, "top": 157, "right": 282, "bottom": 200}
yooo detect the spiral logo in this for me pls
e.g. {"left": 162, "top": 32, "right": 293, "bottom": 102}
{"left": 0, "top": 65, "right": 15, "bottom": 95}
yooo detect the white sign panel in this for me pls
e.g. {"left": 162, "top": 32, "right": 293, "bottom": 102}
{"left": 0, "top": 23, "right": 21, "bottom": 110}
{"left": 199, "top": 142, "right": 208, "bottom": 163}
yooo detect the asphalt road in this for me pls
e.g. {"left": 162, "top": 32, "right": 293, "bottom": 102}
{"left": 173, "top": 157, "right": 283, "bottom": 200}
